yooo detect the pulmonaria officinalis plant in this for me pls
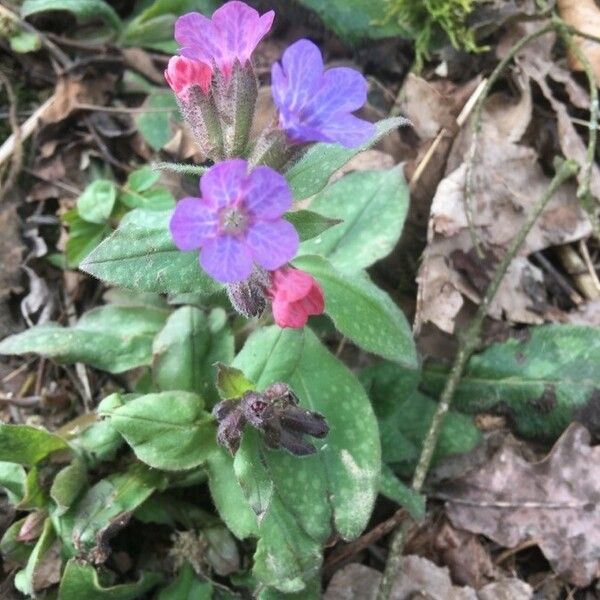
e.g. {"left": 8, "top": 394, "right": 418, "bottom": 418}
{"left": 0, "top": 0, "right": 418, "bottom": 595}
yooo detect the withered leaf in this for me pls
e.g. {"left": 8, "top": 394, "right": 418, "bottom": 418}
{"left": 442, "top": 424, "right": 600, "bottom": 586}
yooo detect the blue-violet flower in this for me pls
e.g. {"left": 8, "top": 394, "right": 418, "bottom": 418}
{"left": 169, "top": 159, "right": 299, "bottom": 283}
{"left": 271, "top": 39, "right": 375, "bottom": 148}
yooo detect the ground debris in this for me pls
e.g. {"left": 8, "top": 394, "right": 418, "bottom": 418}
{"left": 439, "top": 423, "right": 600, "bottom": 586}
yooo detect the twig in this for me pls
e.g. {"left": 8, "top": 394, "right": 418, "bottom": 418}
{"left": 377, "top": 159, "right": 579, "bottom": 600}
{"left": 532, "top": 250, "right": 584, "bottom": 305}
{"left": 578, "top": 239, "right": 600, "bottom": 293}
{"left": 464, "top": 23, "right": 556, "bottom": 258}
{"left": 324, "top": 509, "right": 408, "bottom": 574}
{"left": 151, "top": 161, "right": 208, "bottom": 176}
{"left": 556, "top": 19, "right": 600, "bottom": 240}
{"left": 0, "top": 94, "right": 56, "bottom": 169}
{"left": 0, "top": 72, "right": 22, "bottom": 199}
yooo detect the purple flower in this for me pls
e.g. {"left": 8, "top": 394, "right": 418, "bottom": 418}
{"left": 169, "top": 159, "right": 299, "bottom": 283}
{"left": 175, "top": 1, "right": 274, "bottom": 78}
{"left": 271, "top": 39, "right": 376, "bottom": 148}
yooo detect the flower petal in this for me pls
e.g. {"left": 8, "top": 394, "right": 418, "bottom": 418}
{"left": 272, "top": 298, "right": 309, "bottom": 328}
{"left": 200, "top": 159, "right": 248, "bottom": 209}
{"left": 175, "top": 12, "right": 223, "bottom": 66}
{"left": 170, "top": 197, "right": 218, "bottom": 251}
{"left": 212, "top": 1, "right": 274, "bottom": 67}
{"left": 200, "top": 235, "right": 253, "bottom": 283}
{"left": 272, "top": 39, "right": 323, "bottom": 114}
{"left": 312, "top": 113, "right": 375, "bottom": 148}
{"left": 245, "top": 166, "right": 292, "bottom": 219}
{"left": 246, "top": 219, "right": 299, "bottom": 270}
{"left": 306, "top": 67, "right": 368, "bottom": 120}
{"left": 270, "top": 267, "right": 314, "bottom": 303}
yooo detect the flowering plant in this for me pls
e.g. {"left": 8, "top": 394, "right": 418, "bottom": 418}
{"left": 0, "top": 1, "right": 416, "bottom": 596}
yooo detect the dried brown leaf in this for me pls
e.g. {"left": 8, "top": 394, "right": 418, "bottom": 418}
{"left": 558, "top": 0, "right": 600, "bottom": 83}
{"left": 324, "top": 557, "right": 532, "bottom": 600}
{"left": 442, "top": 424, "right": 600, "bottom": 586}
{"left": 415, "top": 78, "right": 590, "bottom": 333}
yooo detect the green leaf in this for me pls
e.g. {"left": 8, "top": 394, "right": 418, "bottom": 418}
{"left": 0, "top": 461, "right": 26, "bottom": 504}
{"left": 64, "top": 209, "right": 110, "bottom": 268}
{"left": 296, "top": 0, "right": 409, "bottom": 45}
{"left": 207, "top": 448, "right": 259, "bottom": 540}
{"left": 100, "top": 392, "right": 217, "bottom": 471}
{"left": 50, "top": 458, "right": 87, "bottom": 516}
{"left": 135, "top": 90, "right": 178, "bottom": 151}
{"left": 216, "top": 363, "right": 255, "bottom": 400}
{"left": 21, "top": 0, "right": 122, "bottom": 31}
{"left": 0, "top": 424, "right": 68, "bottom": 466}
{"left": 14, "top": 518, "right": 56, "bottom": 597}
{"left": 379, "top": 465, "right": 425, "bottom": 520}
{"left": 285, "top": 117, "right": 409, "bottom": 201}
{"left": 120, "top": 187, "right": 175, "bottom": 211}
{"left": 423, "top": 324, "right": 600, "bottom": 440}
{"left": 58, "top": 465, "right": 165, "bottom": 560}
{"left": 135, "top": 0, "right": 218, "bottom": 21}
{"left": 285, "top": 210, "right": 341, "bottom": 242}
{"left": 19, "top": 467, "right": 48, "bottom": 509}
{"left": 127, "top": 167, "right": 161, "bottom": 192}
{"left": 153, "top": 307, "right": 234, "bottom": 404}
{"left": 0, "top": 518, "right": 34, "bottom": 565}
{"left": 77, "top": 180, "right": 117, "bottom": 224}
{"left": 222, "top": 327, "right": 381, "bottom": 592}
{"left": 67, "top": 394, "right": 126, "bottom": 466}
{"left": 360, "top": 362, "right": 481, "bottom": 477}
{"left": 10, "top": 31, "right": 41, "bottom": 53}
{"left": 80, "top": 209, "right": 222, "bottom": 295}
{"left": 157, "top": 563, "right": 213, "bottom": 600}
{"left": 0, "top": 305, "right": 168, "bottom": 374}
{"left": 300, "top": 167, "right": 409, "bottom": 272}
{"left": 234, "top": 429, "right": 274, "bottom": 519}
{"left": 58, "top": 559, "right": 163, "bottom": 600}
{"left": 293, "top": 255, "right": 417, "bottom": 366}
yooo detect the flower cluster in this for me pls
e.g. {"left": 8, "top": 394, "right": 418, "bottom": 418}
{"left": 213, "top": 382, "right": 329, "bottom": 456}
{"left": 165, "top": 1, "right": 373, "bottom": 329}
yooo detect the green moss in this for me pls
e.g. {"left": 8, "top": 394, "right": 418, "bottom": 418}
{"left": 384, "top": 0, "right": 481, "bottom": 68}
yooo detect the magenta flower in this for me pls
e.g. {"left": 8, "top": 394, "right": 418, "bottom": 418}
{"left": 271, "top": 39, "right": 375, "bottom": 148}
{"left": 175, "top": 1, "right": 274, "bottom": 78}
{"left": 169, "top": 159, "right": 299, "bottom": 283}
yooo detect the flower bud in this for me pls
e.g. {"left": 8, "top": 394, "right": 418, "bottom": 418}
{"left": 268, "top": 267, "right": 325, "bottom": 329}
{"left": 165, "top": 56, "right": 224, "bottom": 159}
{"left": 226, "top": 266, "right": 271, "bottom": 318}
{"left": 213, "top": 381, "right": 329, "bottom": 456}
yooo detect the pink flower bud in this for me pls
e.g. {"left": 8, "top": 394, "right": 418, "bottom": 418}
{"left": 269, "top": 267, "right": 324, "bottom": 329}
{"left": 164, "top": 56, "right": 212, "bottom": 100}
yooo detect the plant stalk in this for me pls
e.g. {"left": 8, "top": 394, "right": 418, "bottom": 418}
{"left": 377, "top": 158, "right": 579, "bottom": 600}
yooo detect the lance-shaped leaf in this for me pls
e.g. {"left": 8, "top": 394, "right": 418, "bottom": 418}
{"left": 100, "top": 392, "right": 217, "bottom": 471}
{"left": 0, "top": 305, "right": 168, "bottom": 374}
{"left": 153, "top": 307, "right": 233, "bottom": 404}
{"left": 80, "top": 209, "right": 222, "bottom": 296}
{"left": 422, "top": 324, "right": 600, "bottom": 440}
{"left": 293, "top": 255, "right": 417, "bottom": 367}
{"left": 285, "top": 117, "right": 410, "bottom": 201}
{"left": 59, "top": 558, "right": 163, "bottom": 600}
{"left": 300, "top": 167, "right": 409, "bottom": 272}
{"left": 210, "top": 327, "right": 381, "bottom": 592}
{"left": 285, "top": 209, "right": 341, "bottom": 242}
{"left": 0, "top": 424, "right": 69, "bottom": 466}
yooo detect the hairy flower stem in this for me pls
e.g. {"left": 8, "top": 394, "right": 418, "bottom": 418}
{"left": 151, "top": 162, "right": 208, "bottom": 176}
{"left": 377, "top": 158, "right": 579, "bottom": 600}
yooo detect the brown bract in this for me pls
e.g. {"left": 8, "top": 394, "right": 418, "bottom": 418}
{"left": 441, "top": 424, "right": 600, "bottom": 586}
